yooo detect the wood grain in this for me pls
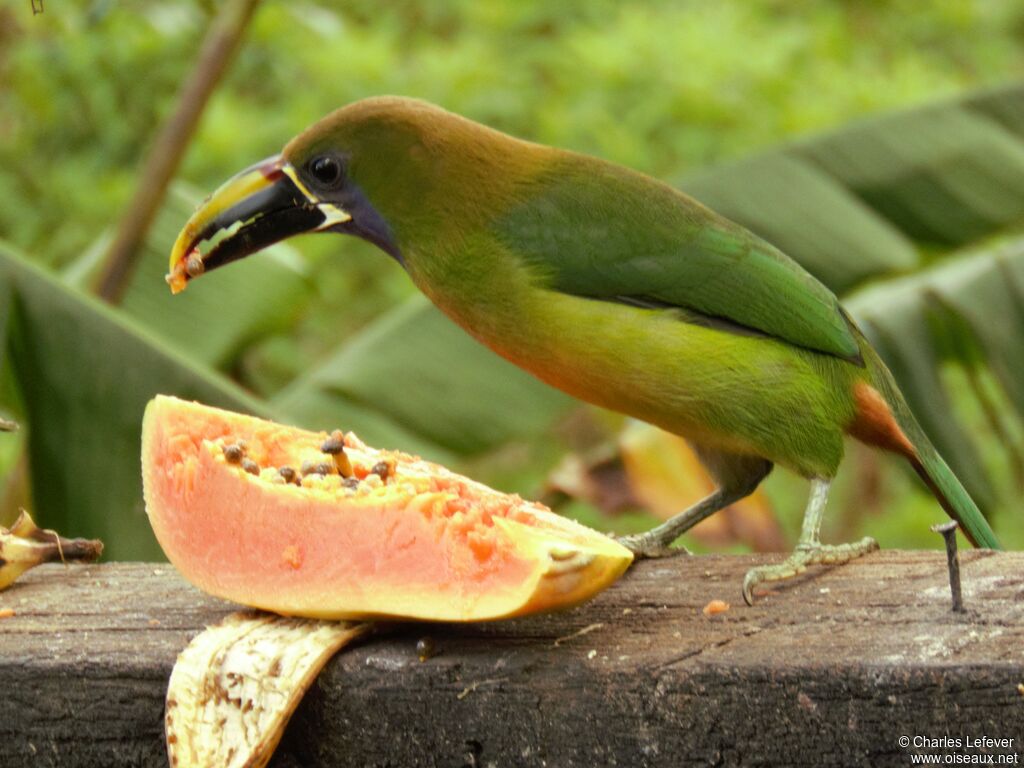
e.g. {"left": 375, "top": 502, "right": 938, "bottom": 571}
{"left": 1, "top": 552, "right": 1022, "bottom": 767}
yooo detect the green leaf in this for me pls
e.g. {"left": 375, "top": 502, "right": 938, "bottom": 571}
{"left": 794, "top": 102, "right": 1024, "bottom": 248}
{"left": 0, "top": 244, "right": 266, "bottom": 560}
{"left": 680, "top": 85, "right": 1024, "bottom": 292}
{"left": 925, "top": 244, "right": 1024, "bottom": 419}
{"left": 64, "top": 184, "right": 314, "bottom": 370}
{"left": 845, "top": 241, "right": 1024, "bottom": 510}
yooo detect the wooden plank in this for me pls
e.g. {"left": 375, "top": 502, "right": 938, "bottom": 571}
{"left": 0, "top": 552, "right": 1022, "bottom": 767}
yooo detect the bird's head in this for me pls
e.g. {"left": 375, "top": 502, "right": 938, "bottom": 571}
{"left": 167, "top": 96, "right": 540, "bottom": 292}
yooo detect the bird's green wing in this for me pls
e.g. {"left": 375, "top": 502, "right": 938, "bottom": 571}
{"left": 496, "top": 155, "right": 861, "bottom": 362}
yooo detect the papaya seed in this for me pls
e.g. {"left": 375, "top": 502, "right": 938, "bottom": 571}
{"left": 342, "top": 477, "right": 360, "bottom": 490}
{"left": 316, "top": 462, "right": 334, "bottom": 476}
{"left": 416, "top": 636, "right": 436, "bottom": 662}
{"left": 371, "top": 461, "right": 393, "bottom": 482}
{"left": 320, "top": 436, "right": 344, "bottom": 454}
{"left": 300, "top": 460, "right": 317, "bottom": 476}
{"left": 279, "top": 466, "right": 298, "bottom": 484}
{"left": 223, "top": 444, "right": 244, "bottom": 464}
{"left": 241, "top": 458, "right": 259, "bottom": 476}
{"left": 320, "top": 429, "right": 345, "bottom": 451}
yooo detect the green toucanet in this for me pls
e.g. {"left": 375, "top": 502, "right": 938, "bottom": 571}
{"left": 168, "top": 97, "right": 1000, "bottom": 604}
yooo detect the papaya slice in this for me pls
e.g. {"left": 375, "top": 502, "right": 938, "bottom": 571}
{"left": 142, "top": 396, "right": 632, "bottom": 621}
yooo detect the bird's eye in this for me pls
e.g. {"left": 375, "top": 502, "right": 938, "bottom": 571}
{"left": 309, "top": 156, "right": 342, "bottom": 186}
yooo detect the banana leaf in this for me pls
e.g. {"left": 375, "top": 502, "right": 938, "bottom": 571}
{"left": 845, "top": 241, "right": 1024, "bottom": 512}
{"left": 62, "top": 184, "right": 313, "bottom": 370}
{"left": 682, "top": 83, "right": 1024, "bottom": 290}
{"left": 273, "top": 294, "right": 573, "bottom": 458}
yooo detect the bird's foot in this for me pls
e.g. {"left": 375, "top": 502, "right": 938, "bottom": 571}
{"left": 616, "top": 533, "right": 692, "bottom": 559}
{"left": 742, "top": 536, "right": 879, "bottom": 605}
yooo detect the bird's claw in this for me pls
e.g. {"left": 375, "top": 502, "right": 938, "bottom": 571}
{"left": 615, "top": 534, "right": 692, "bottom": 560}
{"left": 742, "top": 536, "right": 879, "bottom": 605}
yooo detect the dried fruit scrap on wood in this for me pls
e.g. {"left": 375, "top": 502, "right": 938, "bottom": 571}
{"left": 0, "top": 510, "right": 103, "bottom": 592}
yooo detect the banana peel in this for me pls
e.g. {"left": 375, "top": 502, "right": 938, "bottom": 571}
{"left": 0, "top": 510, "right": 104, "bottom": 591}
{"left": 167, "top": 612, "right": 371, "bottom": 768}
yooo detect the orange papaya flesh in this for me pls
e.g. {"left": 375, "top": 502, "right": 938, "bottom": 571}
{"left": 142, "top": 396, "right": 633, "bottom": 621}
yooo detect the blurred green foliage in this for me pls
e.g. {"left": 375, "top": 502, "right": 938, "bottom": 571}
{"left": 7, "top": 2, "right": 1024, "bottom": 341}
{"left": 2, "top": 1, "right": 1023, "bottom": 556}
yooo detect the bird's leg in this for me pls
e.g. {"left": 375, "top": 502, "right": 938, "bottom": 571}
{"left": 742, "top": 478, "right": 878, "bottom": 605}
{"left": 618, "top": 450, "right": 772, "bottom": 559}
{"left": 617, "top": 485, "right": 745, "bottom": 558}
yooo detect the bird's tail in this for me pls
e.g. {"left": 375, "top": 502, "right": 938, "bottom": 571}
{"left": 856, "top": 339, "right": 1000, "bottom": 550}
{"left": 909, "top": 443, "right": 1000, "bottom": 549}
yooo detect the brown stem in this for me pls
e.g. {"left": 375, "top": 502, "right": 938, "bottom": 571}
{"left": 94, "top": 0, "right": 262, "bottom": 303}
{"left": 32, "top": 535, "right": 105, "bottom": 564}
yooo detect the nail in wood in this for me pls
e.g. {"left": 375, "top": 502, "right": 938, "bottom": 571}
{"left": 931, "top": 521, "right": 963, "bottom": 613}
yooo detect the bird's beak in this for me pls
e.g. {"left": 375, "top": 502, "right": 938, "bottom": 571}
{"left": 166, "top": 155, "right": 350, "bottom": 293}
